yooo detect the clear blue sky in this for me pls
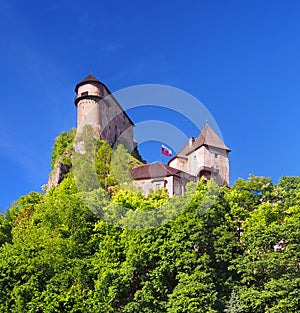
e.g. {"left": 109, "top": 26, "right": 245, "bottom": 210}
{"left": 1, "top": 0, "right": 300, "bottom": 212}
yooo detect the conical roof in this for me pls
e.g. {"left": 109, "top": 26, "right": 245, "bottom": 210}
{"left": 193, "top": 124, "right": 230, "bottom": 151}
{"left": 75, "top": 74, "right": 101, "bottom": 92}
{"left": 74, "top": 73, "right": 135, "bottom": 126}
{"left": 175, "top": 124, "right": 230, "bottom": 159}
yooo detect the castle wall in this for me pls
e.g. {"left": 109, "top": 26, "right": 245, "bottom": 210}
{"left": 77, "top": 99, "right": 101, "bottom": 134}
{"left": 168, "top": 158, "right": 187, "bottom": 172}
{"left": 133, "top": 176, "right": 174, "bottom": 196}
{"left": 99, "top": 98, "right": 134, "bottom": 151}
{"left": 202, "top": 146, "right": 229, "bottom": 186}
{"left": 173, "top": 176, "right": 187, "bottom": 196}
{"left": 186, "top": 147, "right": 205, "bottom": 175}
{"left": 133, "top": 175, "right": 192, "bottom": 197}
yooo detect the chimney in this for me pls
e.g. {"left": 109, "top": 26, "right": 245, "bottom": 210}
{"left": 189, "top": 137, "right": 195, "bottom": 147}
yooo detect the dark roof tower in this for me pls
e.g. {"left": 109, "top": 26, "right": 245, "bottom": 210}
{"left": 193, "top": 123, "right": 230, "bottom": 152}
{"left": 175, "top": 123, "right": 230, "bottom": 159}
{"left": 75, "top": 74, "right": 101, "bottom": 93}
{"left": 74, "top": 74, "right": 105, "bottom": 107}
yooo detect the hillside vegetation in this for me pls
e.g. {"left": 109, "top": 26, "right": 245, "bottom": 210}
{"left": 0, "top": 130, "right": 299, "bottom": 312}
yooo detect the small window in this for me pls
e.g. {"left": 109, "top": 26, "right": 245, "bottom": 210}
{"left": 114, "top": 125, "right": 118, "bottom": 141}
{"left": 81, "top": 91, "right": 88, "bottom": 96}
{"left": 215, "top": 153, "right": 218, "bottom": 158}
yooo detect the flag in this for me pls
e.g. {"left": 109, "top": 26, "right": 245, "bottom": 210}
{"left": 161, "top": 145, "right": 172, "bottom": 157}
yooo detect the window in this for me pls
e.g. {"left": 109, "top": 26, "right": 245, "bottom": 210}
{"left": 114, "top": 125, "right": 118, "bottom": 141}
{"left": 215, "top": 153, "right": 218, "bottom": 158}
{"left": 81, "top": 91, "right": 88, "bottom": 96}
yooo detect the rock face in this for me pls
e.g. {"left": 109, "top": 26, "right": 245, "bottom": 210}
{"left": 46, "top": 152, "right": 72, "bottom": 192}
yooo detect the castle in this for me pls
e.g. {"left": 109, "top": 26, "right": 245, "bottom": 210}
{"left": 75, "top": 74, "right": 135, "bottom": 152}
{"left": 73, "top": 74, "right": 230, "bottom": 196}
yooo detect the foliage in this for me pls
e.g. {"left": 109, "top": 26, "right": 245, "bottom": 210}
{"left": 111, "top": 144, "right": 135, "bottom": 185}
{"left": 131, "top": 146, "right": 146, "bottom": 164}
{"left": 224, "top": 290, "right": 243, "bottom": 313}
{"left": 94, "top": 140, "right": 116, "bottom": 188}
{"left": 1, "top": 142, "right": 300, "bottom": 313}
{"left": 72, "top": 126, "right": 142, "bottom": 193}
{"left": 50, "top": 128, "right": 76, "bottom": 168}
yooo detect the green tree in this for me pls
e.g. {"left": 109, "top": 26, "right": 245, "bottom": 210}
{"left": 1, "top": 168, "right": 300, "bottom": 312}
{"left": 229, "top": 176, "right": 300, "bottom": 313}
{"left": 224, "top": 290, "right": 243, "bottom": 313}
{"left": 94, "top": 140, "right": 116, "bottom": 188}
{"left": 167, "top": 266, "right": 218, "bottom": 313}
{"left": 111, "top": 144, "right": 135, "bottom": 185}
{"left": 51, "top": 128, "right": 76, "bottom": 168}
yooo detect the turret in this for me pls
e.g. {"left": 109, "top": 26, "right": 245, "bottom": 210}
{"left": 74, "top": 74, "right": 135, "bottom": 151}
{"left": 74, "top": 74, "right": 104, "bottom": 135}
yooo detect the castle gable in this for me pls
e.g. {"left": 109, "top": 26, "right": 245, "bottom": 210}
{"left": 192, "top": 124, "right": 230, "bottom": 152}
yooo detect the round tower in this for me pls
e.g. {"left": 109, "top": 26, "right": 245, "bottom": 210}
{"left": 74, "top": 74, "right": 104, "bottom": 135}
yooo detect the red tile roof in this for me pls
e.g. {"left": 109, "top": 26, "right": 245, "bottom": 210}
{"left": 132, "top": 162, "right": 192, "bottom": 180}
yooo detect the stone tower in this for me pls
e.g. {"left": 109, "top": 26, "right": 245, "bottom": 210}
{"left": 74, "top": 74, "right": 135, "bottom": 151}
{"left": 168, "top": 123, "right": 230, "bottom": 186}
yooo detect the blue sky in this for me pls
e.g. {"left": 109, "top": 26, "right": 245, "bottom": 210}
{"left": 1, "top": 0, "right": 300, "bottom": 212}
